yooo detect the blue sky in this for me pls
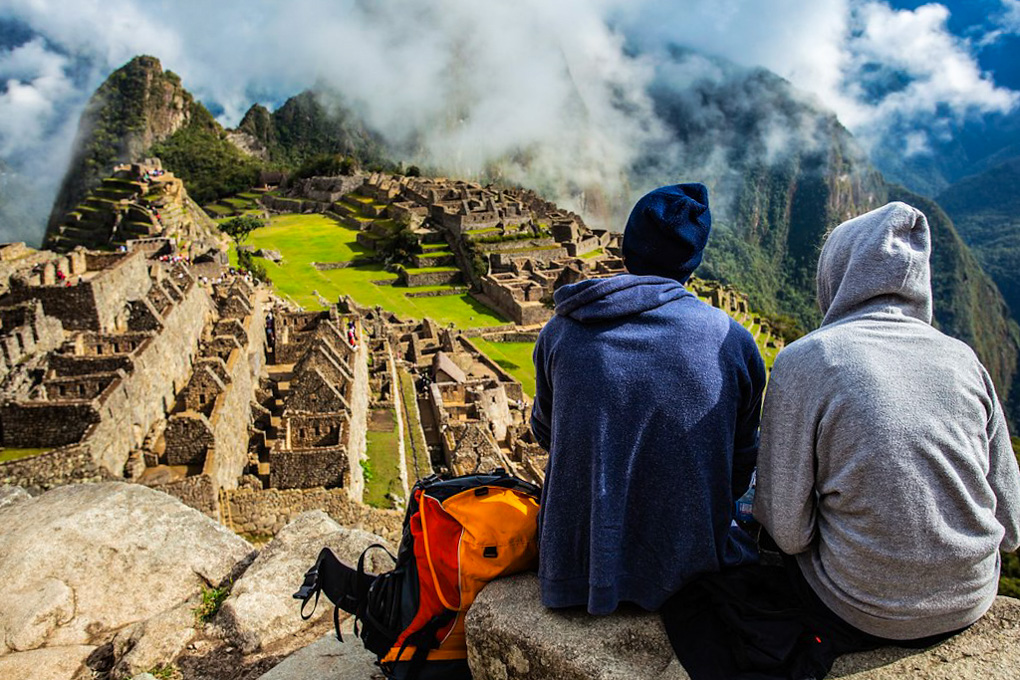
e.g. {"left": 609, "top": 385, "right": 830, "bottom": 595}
{"left": 890, "top": 0, "right": 1020, "bottom": 89}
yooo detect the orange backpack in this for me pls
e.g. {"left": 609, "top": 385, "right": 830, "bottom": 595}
{"left": 295, "top": 470, "right": 540, "bottom": 679}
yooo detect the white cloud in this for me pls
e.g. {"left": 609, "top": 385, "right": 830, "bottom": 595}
{"left": 0, "top": 0, "right": 1017, "bottom": 242}
{"left": 1001, "top": 0, "right": 1020, "bottom": 32}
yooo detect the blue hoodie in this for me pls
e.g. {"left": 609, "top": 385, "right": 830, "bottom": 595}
{"left": 531, "top": 274, "right": 766, "bottom": 614}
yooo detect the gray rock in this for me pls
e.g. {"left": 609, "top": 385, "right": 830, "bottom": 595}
{"left": 0, "top": 482, "right": 252, "bottom": 654}
{"left": 466, "top": 573, "right": 1020, "bottom": 680}
{"left": 0, "top": 645, "right": 96, "bottom": 680}
{"left": 256, "top": 249, "right": 283, "bottom": 262}
{"left": 0, "top": 485, "right": 30, "bottom": 512}
{"left": 257, "top": 630, "right": 382, "bottom": 680}
{"left": 218, "top": 510, "right": 395, "bottom": 654}
{"left": 466, "top": 573, "right": 682, "bottom": 680}
{"left": 110, "top": 598, "right": 199, "bottom": 678}
{"left": 130, "top": 674, "right": 158, "bottom": 680}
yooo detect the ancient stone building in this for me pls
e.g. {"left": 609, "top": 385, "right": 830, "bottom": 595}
{"left": 159, "top": 277, "right": 266, "bottom": 497}
{"left": 258, "top": 308, "right": 369, "bottom": 500}
{"left": 45, "top": 159, "right": 223, "bottom": 256}
{"left": 0, "top": 248, "right": 213, "bottom": 483}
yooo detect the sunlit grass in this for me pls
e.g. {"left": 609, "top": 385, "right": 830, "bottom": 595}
{"left": 242, "top": 213, "right": 507, "bottom": 328}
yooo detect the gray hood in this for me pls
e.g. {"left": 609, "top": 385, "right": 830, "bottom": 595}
{"left": 817, "top": 202, "right": 932, "bottom": 327}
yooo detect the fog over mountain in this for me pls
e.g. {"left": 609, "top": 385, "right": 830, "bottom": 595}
{"left": 1, "top": 0, "right": 1018, "bottom": 243}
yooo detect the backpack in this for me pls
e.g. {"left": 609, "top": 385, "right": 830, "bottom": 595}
{"left": 294, "top": 469, "right": 541, "bottom": 680}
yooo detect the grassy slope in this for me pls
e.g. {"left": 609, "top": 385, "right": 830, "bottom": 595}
{"left": 471, "top": 340, "right": 537, "bottom": 397}
{"left": 363, "top": 409, "right": 403, "bottom": 509}
{"left": 244, "top": 213, "right": 506, "bottom": 327}
{"left": 0, "top": 448, "right": 50, "bottom": 463}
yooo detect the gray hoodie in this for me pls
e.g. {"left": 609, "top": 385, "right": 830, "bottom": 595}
{"left": 754, "top": 202, "right": 1020, "bottom": 640}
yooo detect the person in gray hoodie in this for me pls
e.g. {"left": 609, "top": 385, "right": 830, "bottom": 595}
{"left": 754, "top": 201, "right": 1020, "bottom": 641}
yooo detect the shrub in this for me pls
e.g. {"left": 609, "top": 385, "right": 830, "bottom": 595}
{"left": 193, "top": 582, "right": 231, "bottom": 623}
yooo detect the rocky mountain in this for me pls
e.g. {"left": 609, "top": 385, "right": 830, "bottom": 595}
{"left": 47, "top": 56, "right": 201, "bottom": 232}
{"left": 645, "top": 58, "right": 1020, "bottom": 423}
{"left": 235, "top": 91, "right": 390, "bottom": 171}
{"left": 936, "top": 157, "right": 1020, "bottom": 318}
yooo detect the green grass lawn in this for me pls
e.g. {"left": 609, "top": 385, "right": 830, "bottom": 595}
{"left": 0, "top": 448, "right": 51, "bottom": 463}
{"left": 364, "top": 409, "right": 403, "bottom": 509}
{"left": 398, "top": 368, "right": 434, "bottom": 480}
{"left": 471, "top": 339, "right": 536, "bottom": 397}
{"left": 243, "top": 213, "right": 507, "bottom": 328}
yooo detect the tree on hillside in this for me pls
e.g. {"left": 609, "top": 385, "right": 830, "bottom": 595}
{"left": 220, "top": 214, "right": 265, "bottom": 245}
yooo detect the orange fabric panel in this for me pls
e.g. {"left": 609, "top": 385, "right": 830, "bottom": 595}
{"left": 441, "top": 488, "right": 540, "bottom": 607}
{"left": 419, "top": 495, "right": 465, "bottom": 610}
{"left": 386, "top": 491, "right": 458, "bottom": 658}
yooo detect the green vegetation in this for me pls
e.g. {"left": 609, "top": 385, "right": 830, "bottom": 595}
{"left": 364, "top": 409, "right": 403, "bottom": 509}
{"left": 144, "top": 664, "right": 180, "bottom": 680}
{"left": 471, "top": 339, "right": 537, "bottom": 397}
{"left": 193, "top": 582, "right": 231, "bottom": 623}
{"left": 236, "top": 249, "right": 270, "bottom": 284}
{"left": 0, "top": 448, "right": 50, "bottom": 463}
{"left": 237, "top": 531, "right": 274, "bottom": 547}
{"left": 244, "top": 213, "right": 507, "bottom": 327}
{"left": 220, "top": 214, "right": 264, "bottom": 246}
{"left": 398, "top": 368, "right": 433, "bottom": 481}
{"left": 237, "top": 92, "right": 393, "bottom": 171}
{"left": 295, "top": 153, "right": 357, "bottom": 179}
{"left": 149, "top": 104, "right": 263, "bottom": 205}
{"left": 359, "top": 458, "right": 374, "bottom": 483}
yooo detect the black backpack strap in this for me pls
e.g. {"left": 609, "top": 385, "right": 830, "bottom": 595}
{"left": 388, "top": 609, "right": 457, "bottom": 680}
{"left": 353, "top": 544, "right": 395, "bottom": 639}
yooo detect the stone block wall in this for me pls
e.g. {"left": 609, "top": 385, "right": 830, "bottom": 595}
{"left": 0, "top": 401, "right": 102, "bottom": 448}
{"left": 164, "top": 412, "right": 214, "bottom": 465}
{"left": 480, "top": 277, "right": 553, "bottom": 327}
{"left": 401, "top": 269, "right": 462, "bottom": 287}
{"left": 0, "top": 443, "right": 111, "bottom": 491}
{"left": 491, "top": 247, "right": 570, "bottom": 268}
{"left": 270, "top": 447, "right": 348, "bottom": 489}
{"left": 153, "top": 473, "right": 218, "bottom": 518}
{"left": 47, "top": 354, "right": 133, "bottom": 377}
{"left": 225, "top": 486, "right": 403, "bottom": 543}
{"left": 204, "top": 347, "right": 258, "bottom": 490}
{"left": 85, "top": 273, "right": 212, "bottom": 474}
{"left": 345, "top": 335, "right": 370, "bottom": 501}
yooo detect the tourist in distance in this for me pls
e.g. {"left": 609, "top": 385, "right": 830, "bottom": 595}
{"left": 531, "top": 183, "right": 766, "bottom": 614}
{"left": 754, "top": 202, "right": 1020, "bottom": 645}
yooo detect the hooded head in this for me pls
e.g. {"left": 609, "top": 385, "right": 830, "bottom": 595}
{"left": 817, "top": 202, "right": 932, "bottom": 327}
{"left": 623, "top": 183, "right": 711, "bottom": 283}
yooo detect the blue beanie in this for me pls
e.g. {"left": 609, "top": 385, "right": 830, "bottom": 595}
{"left": 623, "top": 183, "right": 711, "bottom": 283}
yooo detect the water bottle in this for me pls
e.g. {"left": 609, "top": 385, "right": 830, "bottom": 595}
{"left": 735, "top": 470, "right": 756, "bottom": 523}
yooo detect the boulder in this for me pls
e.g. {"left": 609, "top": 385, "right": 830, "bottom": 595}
{"left": 110, "top": 598, "right": 200, "bottom": 678}
{"left": 218, "top": 510, "right": 395, "bottom": 654}
{"left": 0, "top": 645, "right": 96, "bottom": 680}
{"left": 257, "top": 631, "right": 382, "bottom": 680}
{"left": 0, "top": 485, "right": 30, "bottom": 512}
{"left": 466, "top": 573, "right": 1020, "bottom": 680}
{"left": 0, "top": 482, "right": 252, "bottom": 654}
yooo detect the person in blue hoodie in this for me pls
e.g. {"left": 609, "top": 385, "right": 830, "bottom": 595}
{"left": 531, "top": 183, "right": 766, "bottom": 615}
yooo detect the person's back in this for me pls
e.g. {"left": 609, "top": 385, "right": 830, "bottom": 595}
{"left": 755, "top": 202, "right": 1020, "bottom": 640}
{"left": 532, "top": 184, "right": 766, "bottom": 615}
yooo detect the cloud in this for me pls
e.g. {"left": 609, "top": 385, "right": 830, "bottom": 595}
{"left": 0, "top": 0, "right": 1017, "bottom": 243}
{"left": 999, "top": 0, "right": 1020, "bottom": 33}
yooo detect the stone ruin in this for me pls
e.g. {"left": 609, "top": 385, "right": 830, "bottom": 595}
{"left": 0, "top": 248, "right": 214, "bottom": 488}
{"left": 45, "top": 158, "right": 224, "bottom": 258}
{"left": 247, "top": 306, "right": 370, "bottom": 501}
{"left": 392, "top": 317, "right": 545, "bottom": 485}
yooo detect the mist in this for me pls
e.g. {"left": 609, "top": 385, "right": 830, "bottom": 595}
{"left": 0, "top": 0, "right": 1017, "bottom": 244}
